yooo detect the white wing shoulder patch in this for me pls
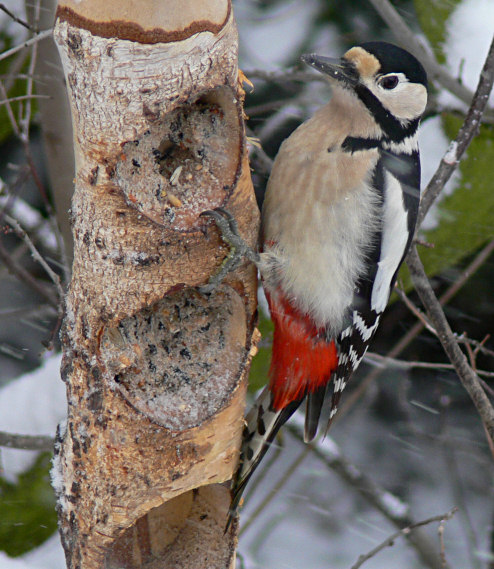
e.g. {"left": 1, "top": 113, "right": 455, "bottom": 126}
{"left": 371, "top": 171, "right": 409, "bottom": 313}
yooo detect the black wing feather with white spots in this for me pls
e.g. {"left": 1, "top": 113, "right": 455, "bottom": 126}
{"left": 329, "top": 310, "right": 381, "bottom": 425}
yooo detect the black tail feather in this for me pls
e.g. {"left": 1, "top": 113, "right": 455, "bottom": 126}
{"left": 304, "top": 384, "right": 327, "bottom": 442}
{"left": 226, "top": 390, "right": 302, "bottom": 529}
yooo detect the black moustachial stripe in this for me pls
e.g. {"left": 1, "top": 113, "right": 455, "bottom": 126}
{"left": 354, "top": 84, "right": 420, "bottom": 142}
{"left": 341, "top": 136, "right": 381, "bottom": 153}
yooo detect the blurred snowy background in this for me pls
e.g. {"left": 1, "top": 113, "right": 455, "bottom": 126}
{"left": 1, "top": 1, "right": 494, "bottom": 568}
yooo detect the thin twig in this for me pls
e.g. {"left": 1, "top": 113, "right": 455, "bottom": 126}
{"left": 365, "top": 352, "right": 494, "bottom": 379}
{"left": 243, "top": 68, "right": 326, "bottom": 85}
{"left": 0, "top": 430, "right": 54, "bottom": 451}
{"left": 0, "top": 194, "right": 58, "bottom": 252}
{"left": 240, "top": 440, "right": 311, "bottom": 536}
{"left": 350, "top": 508, "right": 458, "bottom": 569}
{"left": 19, "top": 0, "right": 40, "bottom": 140}
{"left": 456, "top": 334, "right": 494, "bottom": 361}
{"left": 0, "top": 29, "right": 52, "bottom": 64}
{"left": 0, "top": 238, "right": 58, "bottom": 307}
{"left": 287, "top": 420, "right": 447, "bottom": 569}
{"left": 4, "top": 213, "right": 64, "bottom": 302}
{"left": 2, "top": 49, "right": 30, "bottom": 93}
{"left": 394, "top": 285, "right": 435, "bottom": 333}
{"left": 407, "top": 247, "right": 494, "bottom": 443}
{"left": 13, "top": 0, "right": 68, "bottom": 282}
{"left": 246, "top": 99, "right": 289, "bottom": 117}
{"left": 0, "top": 4, "right": 34, "bottom": 31}
{"left": 0, "top": 79, "right": 20, "bottom": 136}
{"left": 5, "top": 63, "right": 72, "bottom": 284}
{"left": 0, "top": 93, "right": 50, "bottom": 105}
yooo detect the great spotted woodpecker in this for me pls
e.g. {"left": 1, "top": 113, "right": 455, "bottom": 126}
{"left": 204, "top": 41, "right": 428, "bottom": 520}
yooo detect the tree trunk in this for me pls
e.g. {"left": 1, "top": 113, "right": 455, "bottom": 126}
{"left": 52, "top": 1, "right": 259, "bottom": 567}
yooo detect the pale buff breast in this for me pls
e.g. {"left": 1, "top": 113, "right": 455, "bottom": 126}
{"left": 260, "top": 88, "right": 381, "bottom": 333}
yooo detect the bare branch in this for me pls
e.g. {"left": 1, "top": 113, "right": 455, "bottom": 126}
{"left": 0, "top": 430, "right": 54, "bottom": 451}
{"left": 0, "top": 29, "right": 52, "bottom": 64}
{"left": 0, "top": 194, "right": 58, "bottom": 252}
{"left": 365, "top": 352, "right": 494, "bottom": 379}
{"left": 0, "top": 238, "right": 58, "bottom": 307}
{"left": 407, "top": 247, "right": 494, "bottom": 443}
{"left": 0, "top": 79, "right": 20, "bottom": 136}
{"left": 0, "top": 4, "right": 34, "bottom": 32}
{"left": 287, "top": 421, "right": 448, "bottom": 569}
{"left": 394, "top": 285, "right": 436, "bottom": 334}
{"left": 0, "top": 93, "right": 50, "bottom": 104}
{"left": 350, "top": 508, "right": 458, "bottom": 569}
{"left": 19, "top": 0, "right": 41, "bottom": 141}
{"left": 4, "top": 213, "right": 64, "bottom": 302}
{"left": 243, "top": 68, "right": 325, "bottom": 85}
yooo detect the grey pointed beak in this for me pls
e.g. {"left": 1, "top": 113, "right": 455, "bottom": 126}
{"left": 301, "top": 53, "right": 358, "bottom": 86}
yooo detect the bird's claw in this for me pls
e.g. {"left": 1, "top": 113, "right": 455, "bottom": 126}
{"left": 199, "top": 208, "right": 259, "bottom": 294}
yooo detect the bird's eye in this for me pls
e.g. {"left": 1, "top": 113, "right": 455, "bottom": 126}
{"left": 380, "top": 75, "right": 399, "bottom": 90}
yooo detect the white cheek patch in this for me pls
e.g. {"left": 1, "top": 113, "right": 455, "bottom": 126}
{"left": 380, "top": 83, "right": 427, "bottom": 121}
{"left": 371, "top": 171, "right": 409, "bottom": 313}
{"left": 387, "top": 83, "right": 427, "bottom": 120}
{"left": 365, "top": 77, "right": 427, "bottom": 121}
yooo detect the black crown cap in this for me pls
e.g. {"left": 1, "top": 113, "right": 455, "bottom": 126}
{"left": 357, "top": 41, "right": 428, "bottom": 88}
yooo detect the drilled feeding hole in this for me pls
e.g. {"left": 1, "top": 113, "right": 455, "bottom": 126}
{"left": 99, "top": 287, "right": 247, "bottom": 430}
{"left": 105, "top": 486, "right": 234, "bottom": 569}
{"left": 116, "top": 86, "right": 243, "bottom": 231}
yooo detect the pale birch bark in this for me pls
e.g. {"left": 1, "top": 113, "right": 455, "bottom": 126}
{"left": 52, "top": 1, "right": 259, "bottom": 567}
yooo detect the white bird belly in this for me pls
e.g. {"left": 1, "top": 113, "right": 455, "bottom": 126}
{"left": 261, "top": 176, "right": 380, "bottom": 335}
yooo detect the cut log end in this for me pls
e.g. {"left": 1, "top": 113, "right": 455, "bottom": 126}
{"left": 56, "top": 0, "right": 232, "bottom": 44}
{"left": 106, "top": 485, "right": 237, "bottom": 569}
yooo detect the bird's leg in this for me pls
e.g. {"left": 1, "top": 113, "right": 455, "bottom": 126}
{"left": 199, "top": 207, "right": 260, "bottom": 293}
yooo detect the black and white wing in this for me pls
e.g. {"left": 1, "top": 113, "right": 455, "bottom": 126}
{"left": 329, "top": 149, "right": 421, "bottom": 423}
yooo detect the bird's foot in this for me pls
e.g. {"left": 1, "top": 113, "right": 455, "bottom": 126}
{"left": 199, "top": 208, "right": 259, "bottom": 294}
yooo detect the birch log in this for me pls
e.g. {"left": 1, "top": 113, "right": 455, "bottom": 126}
{"left": 52, "top": 1, "right": 259, "bottom": 567}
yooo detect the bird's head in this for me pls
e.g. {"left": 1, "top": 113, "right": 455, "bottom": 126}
{"left": 301, "top": 42, "right": 428, "bottom": 125}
